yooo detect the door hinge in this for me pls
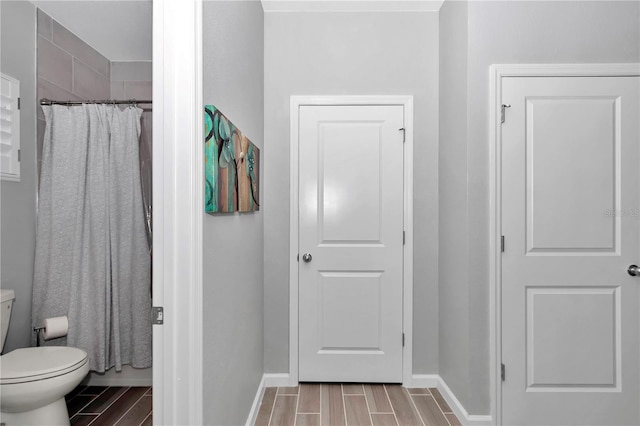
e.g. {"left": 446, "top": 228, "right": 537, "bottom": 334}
{"left": 17, "top": 97, "right": 21, "bottom": 110}
{"left": 297, "top": 253, "right": 299, "bottom": 262}
{"left": 403, "top": 231, "right": 405, "bottom": 245}
{"left": 152, "top": 306, "right": 164, "bottom": 325}
{"left": 501, "top": 363, "right": 506, "bottom": 381}
{"left": 17, "top": 149, "right": 20, "bottom": 162}
{"left": 500, "top": 104, "right": 511, "bottom": 124}
{"left": 402, "top": 333, "right": 405, "bottom": 347}
{"left": 501, "top": 235, "right": 505, "bottom": 253}
{"left": 399, "top": 127, "right": 405, "bottom": 143}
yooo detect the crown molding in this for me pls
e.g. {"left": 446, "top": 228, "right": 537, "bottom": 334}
{"left": 261, "top": 0, "right": 445, "bottom": 13}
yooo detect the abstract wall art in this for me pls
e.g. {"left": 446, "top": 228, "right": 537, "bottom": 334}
{"left": 205, "top": 105, "right": 260, "bottom": 213}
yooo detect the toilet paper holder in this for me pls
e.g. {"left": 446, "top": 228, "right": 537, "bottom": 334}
{"left": 33, "top": 325, "right": 44, "bottom": 347}
{"left": 33, "top": 316, "right": 69, "bottom": 347}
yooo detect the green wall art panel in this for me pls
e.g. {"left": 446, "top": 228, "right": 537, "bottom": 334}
{"left": 205, "top": 105, "right": 260, "bottom": 213}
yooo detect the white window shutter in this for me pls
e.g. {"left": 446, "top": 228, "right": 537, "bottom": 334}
{"left": 0, "top": 72, "right": 21, "bottom": 182}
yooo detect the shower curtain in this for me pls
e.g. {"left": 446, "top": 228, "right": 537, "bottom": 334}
{"left": 32, "top": 104, "right": 151, "bottom": 372}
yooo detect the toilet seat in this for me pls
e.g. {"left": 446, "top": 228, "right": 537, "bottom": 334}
{"left": 0, "top": 347, "right": 88, "bottom": 385}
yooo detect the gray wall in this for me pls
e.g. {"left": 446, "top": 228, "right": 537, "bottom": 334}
{"left": 202, "top": 1, "right": 264, "bottom": 424}
{"left": 438, "top": 0, "right": 469, "bottom": 412}
{"left": 0, "top": 0, "right": 37, "bottom": 353}
{"left": 439, "top": 0, "right": 640, "bottom": 415}
{"left": 263, "top": 12, "right": 440, "bottom": 374}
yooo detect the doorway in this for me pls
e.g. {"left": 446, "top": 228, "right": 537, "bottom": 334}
{"left": 492, "top": 65, "right": 640, "bottom": 425}
{"left": 30, "top": 3, "right": 154, "bottom": 422}
{"left": 289, "top": 96, "right": 414, "bottom": 385}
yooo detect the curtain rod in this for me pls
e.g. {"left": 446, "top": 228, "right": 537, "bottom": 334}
{"left": 40, "top": 98, "right": 152, "bottom": 106}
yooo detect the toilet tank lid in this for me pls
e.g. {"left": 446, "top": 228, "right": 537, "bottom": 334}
{"left": 0, "top": 289, "right": 15, "bottom": 303}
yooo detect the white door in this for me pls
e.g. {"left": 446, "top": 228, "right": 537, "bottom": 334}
{"left": 501, "top": 76, "right": 640, "bottom": 425}
{"left": 298, "top": 104, "right": 404, "bottom": 382}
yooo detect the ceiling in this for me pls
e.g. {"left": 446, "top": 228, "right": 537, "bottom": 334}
{"left": 260, "top": 0, "right": 445, "bottom": 12}
{"left": 32, "top": 0, "right": 152, "bottom": 62}
{"left": 31, "top": 0, "right": 444, "bottom": 62}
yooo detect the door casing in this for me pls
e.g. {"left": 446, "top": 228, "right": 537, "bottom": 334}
{"left": 490, "top": 63, "right": 640, "bottom": 425}
{"left": 152, "top": 0, "right": 204, "bottom": 423}
{"left": 289, "top": 95, "right": 414, "bottom": 386}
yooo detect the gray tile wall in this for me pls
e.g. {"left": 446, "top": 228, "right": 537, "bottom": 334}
{"left": 110, "top": 61, "right": 151, "bottom": 100}
{"left": 37, "top": 9, "right": 111, "bottom": 103}
{"left": 36, "top": 9, "right": 111, "bottom": 178}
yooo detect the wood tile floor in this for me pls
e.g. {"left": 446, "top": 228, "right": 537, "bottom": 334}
{"left": 255, "top": 384, "right": 461, "bottom": 426}
{"left": 65, "top": 385, "right": 152, "bottom": 425}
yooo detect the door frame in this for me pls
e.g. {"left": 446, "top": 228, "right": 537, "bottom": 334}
{"left": 489, "top": 63, "right": 640, "bottom": 425}
{"left": 152, "top": 0, "right": 204, "bottom": 423}
{"left": 289, "top": 95, "right": 414, "bottom": 386}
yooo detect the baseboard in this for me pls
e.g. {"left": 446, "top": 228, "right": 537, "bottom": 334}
{"left": 412, "top": 375, "right": 493, "bottom": 426}
{"left": 84, "top": 376, "right": 153, "bottom": 386}
{"left": 83, "top": 367, "right": 152, "bottom": 387}
{"left": 408, "top": 374, "right": 440, "bottom": 388}
{"left": 263, "top": 373, "right": 293, "bottom": 387}
{"left": 245, "top": 375, "right": 266, "bottom": 426}
{"left": 245, "top": 373, "right": 292, "bottom": 424}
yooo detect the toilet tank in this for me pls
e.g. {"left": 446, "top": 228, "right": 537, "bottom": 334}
{"left": 1, "top": 289, "right": 15, "bottom": 353}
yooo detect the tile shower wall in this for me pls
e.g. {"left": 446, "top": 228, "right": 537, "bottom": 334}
{"left": 110, "top": 61, "right": 152, "bottom": 101}
{"left": 110, "top": 60, "right": 152, "bottom": 167}
{"left": 36, "top": 9, "right": 111, "bottom": 179}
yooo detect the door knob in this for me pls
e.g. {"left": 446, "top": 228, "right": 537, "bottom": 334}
{"left": 628, "top": 265, "right": 640, "bottom": 276}
{"left": 302, "top": 253, "right": 312, "bottom": 263}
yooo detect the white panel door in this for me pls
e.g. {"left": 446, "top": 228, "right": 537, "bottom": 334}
{"left": 501, "top": 76, "right": 640, "bottom": 425}
{"left": 298, "top": 105, "right": 404, "bottom": 382}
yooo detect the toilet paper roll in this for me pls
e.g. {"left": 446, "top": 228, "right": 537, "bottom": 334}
{"left": 42, "top": 316, "right": 69, "bottom": 340}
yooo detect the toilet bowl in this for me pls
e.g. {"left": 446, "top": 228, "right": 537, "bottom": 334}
{"left": 0, "top": 290, "right": 89, "bottom": 426}
{"left": 1, "top": 347, "right": 89, "bottom": 425}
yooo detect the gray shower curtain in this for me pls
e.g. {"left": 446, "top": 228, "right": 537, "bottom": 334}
{"left": 32, "top": 104, "right": 151, "bottom": 372}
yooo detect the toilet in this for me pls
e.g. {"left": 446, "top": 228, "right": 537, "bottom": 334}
{"left": 0, "top": 289, "right": 89, "bottom": 426}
